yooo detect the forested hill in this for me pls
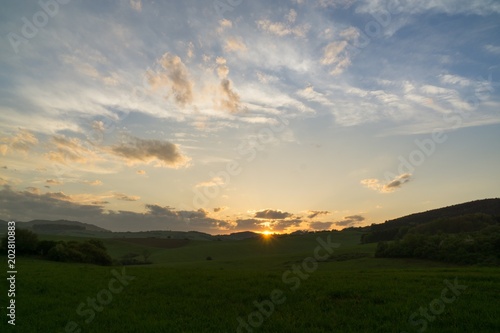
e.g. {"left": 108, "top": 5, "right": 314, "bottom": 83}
{"left": 362, "top": 198, "right": 500, "bottom": 243}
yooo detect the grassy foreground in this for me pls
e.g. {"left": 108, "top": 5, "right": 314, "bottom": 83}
{"left": 1, "top": 231, "right": 500, "bottom": 332}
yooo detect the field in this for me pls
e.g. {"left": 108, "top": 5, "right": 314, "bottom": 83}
{"left": 1, "top": 230, "right": 500, "bottom": 332}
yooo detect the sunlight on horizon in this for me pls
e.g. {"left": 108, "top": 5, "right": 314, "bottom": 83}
{"left": 0, "top": 0, "right": 498, "bottom": 234}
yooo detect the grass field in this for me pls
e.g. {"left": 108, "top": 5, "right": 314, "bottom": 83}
{"left": 1, "top": 230, "right": 500, "bottom": 332}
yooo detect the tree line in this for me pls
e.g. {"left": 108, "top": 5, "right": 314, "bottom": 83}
{"left": 1, "top": 229, "right": 112, "bottom": 266}
{"left": 374, "top": 214, "right": 500, "bottom": 265}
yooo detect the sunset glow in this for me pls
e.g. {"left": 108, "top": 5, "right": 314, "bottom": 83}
{"left": 0, "top": 1, "right": 499, "bottom": 234}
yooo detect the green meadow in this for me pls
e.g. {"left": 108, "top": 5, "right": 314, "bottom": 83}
{"left": 1, "top": 230, "right": 500, "bottom": 332}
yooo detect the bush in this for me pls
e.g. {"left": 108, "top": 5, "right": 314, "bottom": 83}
{"left": 46, "top": 240, "right": 112, "bottom": 266}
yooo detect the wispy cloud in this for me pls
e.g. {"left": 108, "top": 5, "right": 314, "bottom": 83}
{"left": 83, "top": 180, "right": 103, "bottom": 186}
{"left": 195, "top": 176, "right": 225, "bottom": 188}
{"left": 130, "top": 0, "right": 142, "bottom": 12}
{"left": 46, "top": 179, "right": 63, "bottom": 185}
{"left": 0, "top": 129, "right": 38, "bottom": 155}
{"left": 224, "top": 36, "right": 247, "bottom": 52}
{"left": 484, "top": 44, "right": 500, "bottom": 55}
{"left": 361, "top": 173, "right": 412, "bottom": 193}
{"left": 256, "top": 11, "right": 310, "bottom": 38}
{"left": 113, "top": 192, "right": 140, "bottom": 201}
{"left": 47, "top": 135, "right": 99, "bottom": 164}
{"left": 307, "top": 210, "right": 330, "bottom": 219}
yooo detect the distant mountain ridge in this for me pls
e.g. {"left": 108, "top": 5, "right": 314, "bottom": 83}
{"left": 362, "top": 198, "right": 500, "bottom": 243}
{"left": 0, "top": 219, "right": 260, "bottom": 240}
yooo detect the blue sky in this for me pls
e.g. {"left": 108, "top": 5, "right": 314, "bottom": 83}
{"left": 1, "top": 0, "right": 499, "bottom": 233}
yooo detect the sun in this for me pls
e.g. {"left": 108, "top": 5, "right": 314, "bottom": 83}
{"left": 261, "top": 230, "right": 273, "bottom": 237}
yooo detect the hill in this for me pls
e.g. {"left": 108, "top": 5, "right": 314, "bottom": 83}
{"left": 21, "top": 219, "right": 110, "bottom": 232}
{"left": 362, "top": 198, "right": 500, "bottom": 243}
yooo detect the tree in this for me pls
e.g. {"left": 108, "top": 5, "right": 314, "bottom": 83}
{"left": 142, "top": 249, "right": 152, "bottom": 262}
{"left": 1, "top": 229, "right": 38, "bottom": 255}
{"left": 36, "top": 240, "right": 58, "bottom": 256}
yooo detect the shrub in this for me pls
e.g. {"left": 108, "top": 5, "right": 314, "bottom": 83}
{"left": 46, "top": 240, "right": 112, "bottom": 266}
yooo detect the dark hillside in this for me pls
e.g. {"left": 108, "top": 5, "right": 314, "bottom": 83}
{"left": 362, "top": 198, "right": 500, "bottom": 243}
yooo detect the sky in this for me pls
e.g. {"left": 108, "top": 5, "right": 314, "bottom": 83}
{"left": 1, "top": 0, "right": 499, "bottom": 234}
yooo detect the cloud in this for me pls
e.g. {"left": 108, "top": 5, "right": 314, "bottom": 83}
{"left": 84, "top": 180, "right": 103, "bottom": 186}
{"left": 320, "top": 27, "right": 360, "bottom": 75}
{"left": 269, "top": 218, "right": 303, "bottom": 232}
{"left": 219, "top": 79, "right": 243, "bottom": 113}
{"left": 321, "top": 41, "right": 348, "bottom": 66}
{"left": 224, "top": 36, "right": 247, "bottom": 52}
{"left": 178, "top": 208, "right": 207, "bottom": 219}
{"left": 286, "top": 9, "right": 297, "bottom": 23}
{"left": 30, "top": 190, "right": 138, "bottom": 205}
{"left": 0, "top": 186, "right": 229, "bottom": 233}
{"left": 46, "top": 179, "right": 63, "bottom": 185}
{"left": 189, "top": 216, "right": 231, "bottom": 230}
{"left": 91, "top": 120, "right": 105, "bottom": 135}
{"left": 334, "top": 214, "right": 365, "bottom": 227}
{"left": 307, "top": 210, "right": 330, "bottom": 219}
{"left": 256, "top": 19, "right": 310, "bottom": 38}
{"left": 0, "top": 185, "right": 104, "bottom": 221}
{"left": 321, "top": 40, "right": 352, "bottom": 75}
{"left": 217, "top": 19, "right": 232, "bottom": 33}
{"left": 234, "top": 218, "right": 264, "bottom": 230}
{"left": 0, "top": 129, "right": 38, "bottom": 155}
{"left": 318, "top": 0, "right": 355, "bottom": 8}
{"left": 256, "top": 20, "right": 291, "bottom": 37}
{"left": 47, "top": 135, "right": 98, "bottom": 164}
{"left": 356, "top": 0, "right": 500, "bottom": 16}
{"left": 113, "top": 192, "right": 140, "bottom": 201}
{"left": 439, "top": 74, "right": 472, "bottom": 87}
{"left": 216, "top": 57, "right": 229, "bottom": 79}
{"left": 195, "top": 176, "right": 225, "bottom": 188}
{"left": 385, "top": 173, "right": 412, "bottom": 190}
{"left": 213, "top": 206, "right": 227, "bottom": 213}
{"left": 256, "top": 71, "right": 279, "bottom": 84}
{"left": 186, "top": 42, "right": 195, "bottom": 59}
{"left": 297, "top": 86, "right": 333, "bottom": 106}
{"left": 136, "top": 170, "right": 146, "bottom": 175}
{"left": 484, "top": 44, "right": 500, "bottom": 55}
{"left": 110, "top": 136, "right": 190, "bottom": 168}
{"left": 214, "top": 57, "right": 243, "bottom": 113}
{"left": 309, "top": 221, "right": 333, "bottom": 230}
{"left": 256, "top": 9, "right": 309, "bottom": 38}
{"left": 147, "top": 52, "right": 194, "bottom": 107}
{"left": 130, "top": 0, "right": 142, "bottom": 12}
{"left": 90, "top": 200, "right": 108, "bottom": 205}
{"left": 145, "top": 204, "right": 177, "bottom": 216}
{"left": 255, "top": 209, "right": 292, "bottom": 219}
{"left": 361, "top": 173, "right": 412, "bottom": 193}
